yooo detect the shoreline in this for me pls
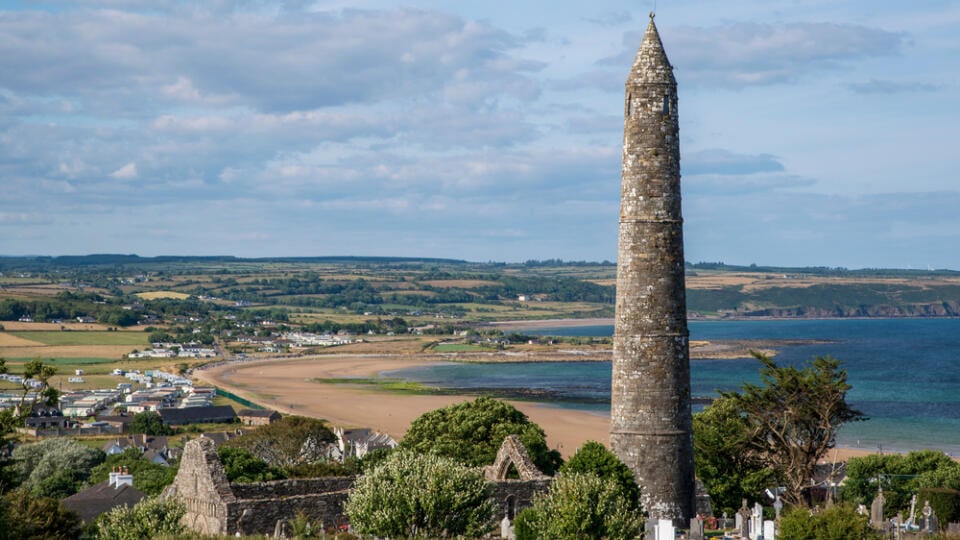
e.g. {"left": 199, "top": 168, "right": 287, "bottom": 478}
{"left": 487, "top": 316, "right": 960, "bottom": 330}
{"left": 195, "top": 353, "right": 905, "bottom": 462}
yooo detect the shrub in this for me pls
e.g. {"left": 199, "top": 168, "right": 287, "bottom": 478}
{"left": 778, "top": 503, "right": 878, "bottom": 540}
{"left": 345, "top": 450, "right": 495, "bottom": 538}
{"left": 95, "top": 496, "right": 186, "bottom": 540}
{"left": 517, "top": 472, "right": 642, "bottom": 540}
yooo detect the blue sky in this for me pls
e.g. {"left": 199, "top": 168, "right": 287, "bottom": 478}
{"left": 1, "top": 1, "right": 958, "bottom": 268}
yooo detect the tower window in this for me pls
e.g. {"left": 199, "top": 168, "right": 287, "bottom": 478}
{"left": 628, "top": 95, "right": 634, "bottom": 116}
{"left": 663, "top": 94, "right": 670, "bottom": 116}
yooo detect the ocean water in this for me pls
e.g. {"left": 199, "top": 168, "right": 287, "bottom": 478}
{"left": 386, "top": 319, "right": 960, "bottom": 454}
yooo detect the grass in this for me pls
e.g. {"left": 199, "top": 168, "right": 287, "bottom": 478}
{"left": 311, "top": 377, "right": 440, "bottom": 395}
{"left": 433, "top": 343, "right": 487, "bottom": 352}
{"left": 6, "top": 356, "right": 115, "bottom": 365}
{"left": 9, "top": 331, "right": 149, "bottom": 346}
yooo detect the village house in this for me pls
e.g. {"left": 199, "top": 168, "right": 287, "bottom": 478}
{"left": 237, "top": 409, "right": 281, "bottom": 426}
{"left": 63, "top": 467, "right": 146, "bottom": 523}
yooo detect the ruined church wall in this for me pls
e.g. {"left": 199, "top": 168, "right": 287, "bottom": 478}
{"left": 488, "top": 479, "right": 552, "bottom": 519}
{"left": 227, "top": 492, "right": 351, "bottom": 536}
{"left": 230, "top": 477, "right": 354, "bottom": 499}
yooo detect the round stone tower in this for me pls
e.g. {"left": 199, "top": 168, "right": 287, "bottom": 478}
{"left": 610, "top": 13, "right": 695, "bottom": 524}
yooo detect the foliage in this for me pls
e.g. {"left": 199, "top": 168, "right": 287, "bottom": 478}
{"left": 515, "top": 472, "right": 643, "bottom": 540}
{"left": 400, "top": 396, "right": 562, "bottom": 475}
{"left": 285, "top": 458, "right": 358, "bottom": 478}
{"left": 12, "top": 437, "right": 105, "bottom": 496}
{"left": 345, "top": 450, "right": 495, "bottom": 539}
{"left": 559, "top": 441, "right": 640, "bottom": 510}
{"left": 94, "top": 496, "right": 186, "bottom": 540}
{"left": 2, "top": 489, "right": 82, "bottom": 540}
{"left": 224, "top": 415, "right": 336, "bottom": 468}
{"left": 778, "top": 503, "right": 878, "bottom": 540}
{"left": 288, "top": 511, "right": 321, "bottom": 538}
{"left": 918, "top": 488, "right": 960, "bottom": 530}
{"left": 87, "top": 448, "right": 179, "bottom": 496}
{"left": 841, "top": 450, "right": 960, "bottom": 515}
{"left": 693, "top": 396, "right": 775, "bottom": 516}
{"left": 718, "top": 353, "right": 863, "bottom": 506}
{"left": 130, "top": 410, "right": 175, "bottom": 436}
{"left": 217, "top": 446, "right": 287, "bottom": 483}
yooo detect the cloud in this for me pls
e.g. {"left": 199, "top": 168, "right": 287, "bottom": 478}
{"left": 109, "top": 162, "right": 138, "bottom": 180}
{"left": 0, "top": 7, "right": 542, "bottom": 114}
{"left": 602, "top": 22, "right": 906, "bottom": 87}
{"left": 684, "top": 149, "right": 785, "bottom": 176}
{"left": 847, "top": 79, "right": 940, "bottom": 94}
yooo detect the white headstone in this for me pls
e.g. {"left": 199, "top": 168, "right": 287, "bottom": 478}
{"left": 655, "top": 519, "right": 675, "bottom": 540}
{"left": 763, "top": 520, "right": 776, "bottom": 540}
{"left": 501, "top": 515, "right": 515, "bottom": 540}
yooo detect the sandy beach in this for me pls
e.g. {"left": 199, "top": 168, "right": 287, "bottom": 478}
{"left": 196, "top": 353, "right": 873, "bottom": 462}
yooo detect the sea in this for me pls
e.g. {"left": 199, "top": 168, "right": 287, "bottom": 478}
{"left": 386, "top": 318, "right": 960, "bottom": 454}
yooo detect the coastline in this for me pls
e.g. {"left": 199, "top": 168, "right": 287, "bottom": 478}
{"left": 195, "top": 353, "right": 879, "bottom": 462}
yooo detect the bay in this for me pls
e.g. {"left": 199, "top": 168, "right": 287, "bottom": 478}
{"left": 387, "top": 318, "right": 960, "bottom": 454}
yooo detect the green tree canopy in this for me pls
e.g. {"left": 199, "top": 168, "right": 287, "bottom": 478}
{"left": 2, "top": 489, "right": 82, "bottom": 540}
{"left": 12, "top": 438, "right": 105, "bottom": 496}
{"left": 345, "top": 450, "right": 495, "bottom": 539}
{"left": 515, "top": 472, "right": 643, "bottom": 540}
{"left": 217, "top": 446, "right": 287, "bottom": 483}
{"left": 87, "top": 448, "right": 179, "bottom": 496}
{"left": 841, "top": 449, "right": 960, "bottom": 516}
{"left": 712, "top": 353, "right": 864, "bottom": 506}
{"left": 558, "top": 441, "right": 640, "bottom": 510}
{"left": 223, "top": 415, "right": 336, "bottom": 468}
{"left": 400, "top": 396, "right": 562, "bottom": 475}
{"left": 693, "top": 396, "right": 775, "bottom": 516}
{"left": 129, "top": 411, "right": 174, "bottom": 436}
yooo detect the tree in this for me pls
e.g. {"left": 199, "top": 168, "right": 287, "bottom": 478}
{"left": 130, "top": 411, "right": 174, "bottom": 436}
{"left": 693, "top": 396, "right": 775, "bottom": 516}
{"left": 559, "top": 441, "right": 640, "bottom": 510}
{"left": 217, "top": 446, "right": 287, "bottom": 483}
{"left": 515, "top": 473, "right": 643, "bottom": 540}
{"left": 778, "top": 503, "right": 878, "bottom": 540}
{"left": 717, "top": 353, "right": 864, "bottom": 506}
{"left": 345, "top": 450, "right": 495, "bottom": 538}
{"left": 94, "top": 496, "right": 186, "bottom": 540}
{"left": 0, "top": 358, "right": 59, "bottom": 439}
{"left": 12, "top": 437, "right": 105, "bottom": 496}
{"left": 87, "top": 448, "right": 179, "bottom": 496}
{"left": 841, "top": 450, "right": 960, "bottom": 515}
{"left": 400, "top": 396, "right": 562, "bottom": 475}
{"left": 2, "top": 489, "right": 82, "bottom": 540}
{"left": 224, "top": 415, "right": 336, "bottom": 468}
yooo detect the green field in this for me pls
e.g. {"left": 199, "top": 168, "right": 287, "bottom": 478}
{"left": 433, "top": 343, "right": 487, "bottom": 352}
{"left": 6, "top": 357, "right": 115, "bottom": 365}
{"left": 9, "top": 331, "right": 149, "bottom": 346}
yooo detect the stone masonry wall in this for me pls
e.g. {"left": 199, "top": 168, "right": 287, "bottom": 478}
{"left": 611, "top": 14, "right": 695, "bottom": 525}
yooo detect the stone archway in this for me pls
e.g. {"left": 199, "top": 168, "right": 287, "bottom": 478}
{"left": 483, "top": 435, "right": 549, "bottom": 481}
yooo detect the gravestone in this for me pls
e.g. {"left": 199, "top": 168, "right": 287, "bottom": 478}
{"left": 923, "top": 500, "right": 935, "bottom": 533}
{"left": 763, "top": 520, "right": 775, "bottom": 540}
{"left": 655, "top": 518, "right": 675, "bottom": 540}
{"left": 688, "top": 517, "right": 704, "bottom": 540}
{"left": 945, "top": 521, "right": 960, "bottom": 535}
{"left": 501, "top": 515, "right": 515, "bottom": 540}
{"left": 871, "top": 488, "right": 886, "bottom": 527}
{"left": 737, "top": 500, "right": 751, "bottom": 538}
{"left": 750, "top": 502, "right": 763, "bottom": 540}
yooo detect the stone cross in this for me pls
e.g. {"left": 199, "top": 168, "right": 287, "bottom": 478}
{"left": 737, "top": 500, "right": 751, "bottom": 538}
{"left": 750, "top": 502, "right": 763, "bottom": 540}
{"left": 907, "top": 494, "right": 917, "bottom": 526}
{"left": 870, "top": 487, "right": 886, "bottom": 527}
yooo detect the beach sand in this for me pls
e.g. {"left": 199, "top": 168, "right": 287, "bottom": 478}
{"left": 196, "top": 354, "right": 875, "bottom": 462}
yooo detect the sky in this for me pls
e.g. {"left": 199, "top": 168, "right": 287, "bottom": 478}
{"left": 1, "top": 1, "right": 958, "bottom": 268}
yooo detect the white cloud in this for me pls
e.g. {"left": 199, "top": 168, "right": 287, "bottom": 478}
{"left": 110, "top": 162, "right": 138, "bottom": 180}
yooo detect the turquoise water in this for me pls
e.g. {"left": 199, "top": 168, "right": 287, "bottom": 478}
{"left": 387, "top": 319, "right": 960, "bottom": 454}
